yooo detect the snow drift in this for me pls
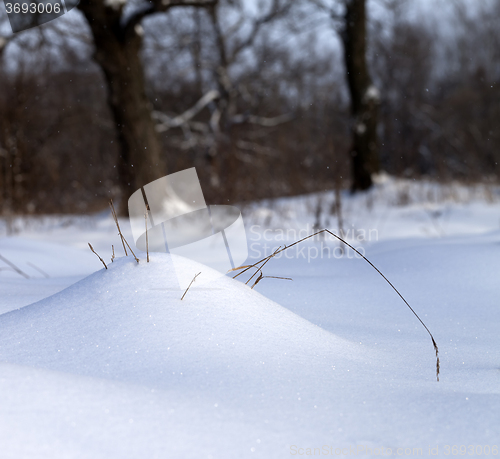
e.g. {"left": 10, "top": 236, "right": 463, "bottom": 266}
{"left": 0, "top": 254, "right": 374, "bottom": 391}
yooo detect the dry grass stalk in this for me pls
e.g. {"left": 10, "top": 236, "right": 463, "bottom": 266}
{"left": 109, "top": 199, "right": 127, "bottom": 256}
{"left": 228, "top": 264, "right": 252, "bottom": 273}
{"left": 232, "top": 228, "right": 440, "bottom": 382}
{"left": 111, "top": 245, "right": 115, "bottom": 263}
{"left": 109, "top": 199, "right": 139, "bottom": 263}
{"left": 181, "top": 272, "right": 201, "bottom": 300}
{"left": 251, "top": 273, "right": 292, "bottom": 289}
{"left": 245, "top": 246, "right": 281, "bottom": 286}
{"left": 88, "top": 243, "right": 107, "bottom": 269}
{"left": 250, "top": 272, "right": 263, "bottom": 289}
{"left": 145, "top": 205, "right": 149, "bottom": 263}
{"left": 27, "top": 262, "right": 50, "bottom": 278}
{"left": 122, "top": 235, "right": 139, "bottom": 263}
{"left": 0, "top": 253, "right": 30, "bottom": 279}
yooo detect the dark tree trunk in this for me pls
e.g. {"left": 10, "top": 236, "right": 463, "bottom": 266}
{"left": 342, "top": 0, "right": 380, "bottom": 191}
{"left": 78, "top": 0, "right": 165, "bottom": 214}
{"left": 206, "top": 3, "right": 233, "bottom": 188}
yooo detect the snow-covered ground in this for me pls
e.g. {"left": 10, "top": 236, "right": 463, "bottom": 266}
{"left": 0, "top": 176, "right": 499, "bottom": 458}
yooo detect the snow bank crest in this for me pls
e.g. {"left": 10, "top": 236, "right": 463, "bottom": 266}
{"left": 0, "top": 254, "right": 365, "bottom": 389}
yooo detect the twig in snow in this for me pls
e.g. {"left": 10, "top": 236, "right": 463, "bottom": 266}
{"left": 27, "top": 262, "right": 50, "bottom": 278}
{"left": 0, "top": 253, "right": 29, "bottom": 279}
{"left": 181, "top": 272, "right": 201, "bottom": 300}
{"left": 262, "top": 275, "right": 292, "bottom": 283}
{"left": 145, "top": 205, "right": 149, "bottom": 263}
{"left": 109, "top": 199, "right": 127, "bottom": 256}
{"left": 250, "top": 272, "right": 264, "bottom": 289}
{"left": 123, "top": 238, "right": 139, "bottom": 263}
{"left": 245, "top": 246, "right": 281, "bottom": 286}
{"left": 109, "top": 199, "right": 139, "bottom": 263}
{"left": 232, "top": 228, "right": 440, "bottom": 382}
{"left": 88, "top": 243, "right": 107, "bottom": 269}
{"left": 250, "top": 273, "right": 292, "bottom": 289}
{"left": 111, "top": 245, "right": 115, "bottom": 263}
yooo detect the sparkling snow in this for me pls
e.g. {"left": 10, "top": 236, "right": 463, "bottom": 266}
{"left": 0, "top": 177, "right": 499, "bottom": 458}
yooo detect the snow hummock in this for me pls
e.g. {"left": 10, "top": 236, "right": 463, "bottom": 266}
{"left": 0, "top": 254, "right": 367, "bottom": 388}
{"left": 0, "top": 254, "right": 383, "bottom": 458}
{"left": 1, "top": 177, "right": 500, "bottom": 457}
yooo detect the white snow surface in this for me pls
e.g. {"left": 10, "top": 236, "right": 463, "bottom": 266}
{"left": 0, "top": 177, "right": 499, "bottom": 458}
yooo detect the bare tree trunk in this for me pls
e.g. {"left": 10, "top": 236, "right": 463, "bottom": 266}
{"left": 78, "top": 1, "right": 165, "bottom": 214}
{"left": 206, "top": 3, "right": 234, "bottom": 188}
{"left": 341, "top": 0, "right": 380, "bottom": 191}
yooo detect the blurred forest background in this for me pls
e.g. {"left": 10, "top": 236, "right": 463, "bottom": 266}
{"left": 0, "top": 0, "right": 499, "bottom": 216}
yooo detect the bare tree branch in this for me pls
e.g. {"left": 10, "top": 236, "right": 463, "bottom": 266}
{"left": 230, "top": 0, "right": 292, "bottom": 61}
{"left": 236, "top": 140, "right": 280, "bottom": 158}
{"left": 309, "top": 0, "right": 344, "bottom": 22}
{"left": 209, "top": 106, "right": 222, "bottom": 134}
{"left": 153, "top": 89, "right": 220, "bottom": 132}
{"left": 231, "top": 113, "right": 294, "bottom": 127}
{"left": 124, "top": 0, "right": 219, "bottom": 35}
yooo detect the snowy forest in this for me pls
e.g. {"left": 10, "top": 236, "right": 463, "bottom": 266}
{"left": 1, "top": 1, "right": 500, "bottom": 458}
{"left": 0, "top": 0, "right": 499, "bottom": 215}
